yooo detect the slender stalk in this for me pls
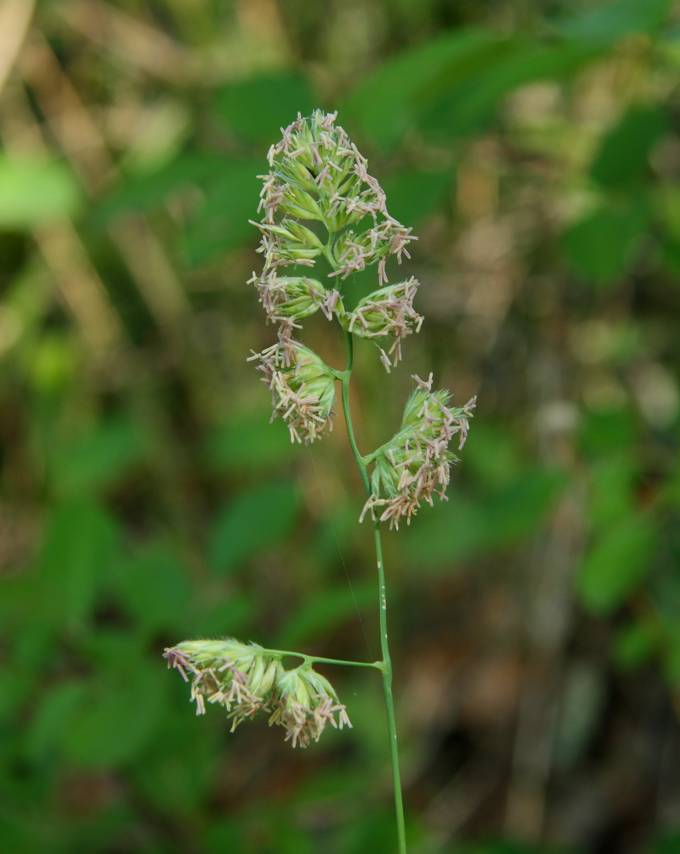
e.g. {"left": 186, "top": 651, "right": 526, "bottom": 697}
{"left": 261, "top": 647, "right": 383, "bottom": 671}
{"left": 340, "top": 329, "right": 408, "bottom": 854}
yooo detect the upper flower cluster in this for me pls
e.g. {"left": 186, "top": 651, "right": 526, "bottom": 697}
{"left": 248, "top": 111, "right": 422, "bottom": 432}
{"left": 247, "top": 110, "right": 474, "bottom": 526}
{"left": 258, "top": 110, "right": 414, "bottom": 282}
{"left": 164, "top": 638, "right": 351, "bottom": 748}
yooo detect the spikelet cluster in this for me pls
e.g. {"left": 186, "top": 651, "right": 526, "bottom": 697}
{"left": 361, "top": 374, "right": 476, "bottom": 529}
{"left": 249, "top": 331, "right": 336, "bottom": 444}
{"left": 344, "top": 276, "right": 423, "bottom": 370}
{"left": 164, "top": 639, "right": 351, "bottom": 748}
{"left": 248, "top": 110, "right": 422, "bottom": 440}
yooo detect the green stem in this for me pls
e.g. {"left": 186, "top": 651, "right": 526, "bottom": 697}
{"left": 262, "top": 647, "right": 383, "bottom": 671}
{"left": 340, "top": 330, "right": 408, "bottom": 854}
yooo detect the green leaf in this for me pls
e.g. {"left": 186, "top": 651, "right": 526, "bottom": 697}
{"left": 663, "top": 625, "right": 680, "bottom": 685}
{"left": 203, "top": 410, "right": 298, "bottom": 473}
{"left": 460, "top": 423, "right": 522, "bottom": 489}
{"left": 50, "top": 415, "right": 148, "bottom": 496}
{"left": 613, "top": 621, "right": 659, "bottom": 670}
{"left": 94, "top": 151, "right": 223, "bottom": 223}
{"left": 36, "top": 500, "right": 120, "bottom": 630}
{"left": 188, "top": 594, "right": 255, "bottom": 637}
{"left": 277, "top": 582, "right": 374, "bottom": 647}
{"left": 0, "top": 156, "right": 81, "bottom": 227}
{"left": 344, "top": 29, "right": 601, "bottom": 148}
{"left": 590, "top": 105, "right": 668, "bottom": 189}
{"left": 62, "top": 633, "right": 170, "bottom": 768}
{"left": 213, "top": 73, "right": 315, "bottom": 143}
{"left": 588, "top": 456, "right": 636, "bottom": 530}
{"left": 382, "top": 169, "right": 452, "bottom": 226}
{"left": 418, "top": 41, "right": 599, "bottom": 140}
{"left": 209, "top": 480, "right": 300, "bottom": 573}
{"left": 343, "top": 29, "right": 502, "bottom": 150}
{"left": 579, "top": 406, "right": 637, "bottom": 456}
{"left": 402, "top": 469, "right": 566, "bottom": 570}
{"left": 132, "top": 683, "right": 223, "bottom": 814}
{"left": 182, "top": 158, "right": 261, "bottom": 265}
{"left": 553, "top": 0, "right": 671, "bottom": 45}
{"left": 562, "top": 203, "right": 648, "bottom": 286}
{"left": 24, "top": 681, "right": 87, "bottom": 762}
{"left": 113, "top": 544, "right": 192, "bottom": 635}
{"left": 577, "top": 513, "right": 657, "bottom": 614}
{"left": 654, "top": 832, "right": 680, "bottom": 854}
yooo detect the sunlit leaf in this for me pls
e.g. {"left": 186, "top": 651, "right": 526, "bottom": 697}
{"left": 0, "top": 156, "right": 81, "bottom": 227}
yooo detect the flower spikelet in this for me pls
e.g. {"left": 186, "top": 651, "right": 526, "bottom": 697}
{"left": 164, "top": 639, "right": 351, "bottom": 747}
{"left": 268, "top": 666, "right": 352, "bottom": 749}
{"left": 345, "top": 276, "right": 423, "bottom": 370}
{"left": 163, "top": 639, "right": 278, "bottom": 730}
{"left": 249, "top": 336, "right": 336, "bottom": 444}
{"left": 249, "top": 272, "right": 331, "bottom": 323}
{"left": 360, "top": 374, "right": 476, "bottom": 529}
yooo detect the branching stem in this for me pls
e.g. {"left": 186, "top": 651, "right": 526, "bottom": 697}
{"left": 339, "top": 329, "right": 408, "bottom": 854}
{"left": 261, "top": 647, "right": 383, "bottom": 671}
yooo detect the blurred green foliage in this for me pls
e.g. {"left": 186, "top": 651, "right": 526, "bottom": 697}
{"left": 2, "top": 0, "right": 680, "bottom": 851}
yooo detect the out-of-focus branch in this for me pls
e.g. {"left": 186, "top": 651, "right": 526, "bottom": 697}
{"left": 0, "top": 0, "right": 34, "bottom": 94}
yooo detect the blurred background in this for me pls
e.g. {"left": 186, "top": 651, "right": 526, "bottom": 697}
{"left": 2, "top": 1, "right": 680, "bottom": 852}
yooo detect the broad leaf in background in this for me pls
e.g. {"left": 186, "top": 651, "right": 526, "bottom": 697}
{"left": 577, "top": 512, "right": 657, "bottom": 614}
{"left": 61, "top": 658, "right": 167, "bottom": 768}
{"left": 213, "top": 73, "right": 315, "bottom": 143}
{"left": 112, "top": 544, "right": 192, "bottom": 636}
{"left": 553, "top": 0, "right": 671, "bottom": 45}
{"left": 277, "top": 582, "right": 374, "bottom": 647}
{"left": 24, "top": 680, "right": 87, "bottom": 762}
{"left": 579, "top": 406, "right": 637, "bottom": 456}
{"left": 417, "top": 40, "right": 599, "bottom": 140}
{"left": 402, "top": 469, "right": 565, "bottom": 571}
{"left": 35, "top": 500, "right": 120, "bottom": 631}
{"left": 0, "top": 156, "right": 81, "bottom": 227}
{"left": 590, "top": 105, "right": 668, "bottom": 190}
{"left": 562, "top": 202, "right": 648, "bottom": 286}
{"left": 345, "top": 29, "right": 600, "bottom": 148}
{"left": 94, "top": 152, "right": 224, "bottom": 223}
{"left": 587, "top": 456, "right": 637, "bottom": 530}
{"left": 613, "top": 620, "right": 659, "bottom": 670}
{"left": 182, "top": 158, "right": 261, "bottom": 265}
{"left": 656, "top": 185, "right": 680, "bottom": 274}
{"left": 203, "top": 409, "right": 298, "bottom": 473}
{"left": 49, "top": 414, "right": 149, "bottom": 496}
{"left": 210, "top": 480, "right": 300, "bottom": 573}
{"left": 382, "top": 169, "right": 452, "bottom": 226}
{"left": 343, "top": 29, "right": 502, "bottom": 150}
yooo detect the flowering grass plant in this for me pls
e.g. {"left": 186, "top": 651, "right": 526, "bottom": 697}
{"left": 164, "top": 110, "right": 475, "bottom": 852}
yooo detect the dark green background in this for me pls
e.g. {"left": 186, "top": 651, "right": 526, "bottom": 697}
{"left": 2, "top": 1, "right": 680, "bottom": 851}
